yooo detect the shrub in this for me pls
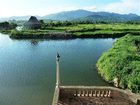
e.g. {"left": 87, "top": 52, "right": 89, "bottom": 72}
{"left": 97, "top": 34, "right": 140, "bottom": 94}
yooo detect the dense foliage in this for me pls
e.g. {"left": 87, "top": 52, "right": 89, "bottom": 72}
{"left": 0, "top": 22, "right": 17, "bottom": 30}
{"left": 97, "top": 34, "right": 140, "bottom": 93}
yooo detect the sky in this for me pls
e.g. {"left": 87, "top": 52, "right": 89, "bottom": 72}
{"left": 0, "top": 0, "right": 140, "bottom": 18}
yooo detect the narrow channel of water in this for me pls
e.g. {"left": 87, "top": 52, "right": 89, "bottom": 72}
{"left": 0, "top": 33, "right": 116, "bottom": 105}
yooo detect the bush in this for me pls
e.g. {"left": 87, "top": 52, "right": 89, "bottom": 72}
{"left": 97, "top": 34, "right": 140, "bottom": 94}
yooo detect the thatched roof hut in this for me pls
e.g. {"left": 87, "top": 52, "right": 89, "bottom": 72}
{"left": 24, "top": 16, "right": 41, "bottom": 29}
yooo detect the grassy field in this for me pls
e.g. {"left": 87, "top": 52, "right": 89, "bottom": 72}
{"left": 97, "top": 34, "right": 140, "bottom": 94}
{"left": 5, "top": 23, "right": 140, "bottom": 39}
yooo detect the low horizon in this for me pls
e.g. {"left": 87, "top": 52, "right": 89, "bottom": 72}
{"left": 1, "top": 9, "right": 140, "bottom": 19}
{"left": 0, "top": 0, "right": 139, "bottom": 18}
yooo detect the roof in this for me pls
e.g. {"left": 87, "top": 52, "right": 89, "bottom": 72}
{"left": 24, "top": 16, "right": 41, "bottom": 29}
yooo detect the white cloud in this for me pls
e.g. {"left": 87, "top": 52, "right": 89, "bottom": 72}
{"left": 0, "top": 0, "right": 139, "bottom": 17}
{"left": 82, "top": 6, "right": 97, "bottom": 11}
{"left": 101, "top": 0, "right": 140, "bottom": 15}
{"left": 0, "top": 0, "right": 75, "bottom": 17}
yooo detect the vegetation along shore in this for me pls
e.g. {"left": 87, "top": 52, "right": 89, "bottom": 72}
{"left": 0, "top": 20, "right": 140, "bottom": 39}
{"left": 97, "top": 34, "right": 140, "bottom": 94}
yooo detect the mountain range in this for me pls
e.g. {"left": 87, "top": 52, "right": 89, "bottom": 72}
{"left": 0, "top": 9, "right": 140, "bottom": 22}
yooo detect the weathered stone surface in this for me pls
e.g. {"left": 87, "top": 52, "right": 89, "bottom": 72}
{"left": 52, "top": 86, "right": 140, "bottom": 105}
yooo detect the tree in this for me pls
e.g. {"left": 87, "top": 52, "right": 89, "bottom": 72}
{"left": 39, "top": 20, "right": 46, "bottom": 29}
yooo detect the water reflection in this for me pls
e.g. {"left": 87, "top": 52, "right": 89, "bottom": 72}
{"left": 30, "top": 39, "right": 39, "bottom": 45}
{"left": 0, "top": 34, "right": 116, "bottom": 105}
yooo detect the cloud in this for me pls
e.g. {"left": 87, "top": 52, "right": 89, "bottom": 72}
{"left": 82, "top": 6, "right": 97, "bottom": 11}
{"left": 101, "top": 0, "right": 140, "bottom": 15}
{"left": 0, "top": 0, "right": 139, "bottom": 17}
{"left": 0, "top": 0, "right": 77, "bottom": 17}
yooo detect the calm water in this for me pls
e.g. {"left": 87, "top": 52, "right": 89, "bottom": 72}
{"left": 0, "top": 33, "right": 116, "bottom": 105}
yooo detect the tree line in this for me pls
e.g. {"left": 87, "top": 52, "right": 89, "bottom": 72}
{"left": 0, "top": 22, "right": 17, "bottom": 30}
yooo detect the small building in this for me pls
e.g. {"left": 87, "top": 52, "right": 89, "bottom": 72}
{"left": 24, "top": 16, "right": 41, "bottom": 29}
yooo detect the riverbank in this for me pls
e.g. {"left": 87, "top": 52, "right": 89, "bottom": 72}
{"left": 96, "top": 34, "right": 140, "bottom": 94}
{"left": 1, "top": 23, "right": 140, "bottom": 39}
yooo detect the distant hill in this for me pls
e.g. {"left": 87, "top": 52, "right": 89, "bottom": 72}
{"left": 43, "top": 10, "right": 93, "bottom": 21}
{"left": 44, "top": 10, "right": 140, "bottom": 22}
{"left": 76, "top": 12, "right": 140, "bottom": 22}
{"left": 0, "top": 9, "right": 140, "bottom": 22}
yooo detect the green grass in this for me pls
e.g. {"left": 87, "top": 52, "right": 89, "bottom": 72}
{"left": 54, "top": 23, "right": 140, "bottom": 31}
{"left": 52, "top": 23, "right": 140, "bottom": 38}
{"left": 97, "top": 34, "right": 140, "bottom": 94}
{"left": 1, "top": 23, "right": 140, "bottom": 39}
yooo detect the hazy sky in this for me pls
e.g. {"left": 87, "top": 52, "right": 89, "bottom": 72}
{"left": 0, "top": 0, "right": 140, "bottom": 17}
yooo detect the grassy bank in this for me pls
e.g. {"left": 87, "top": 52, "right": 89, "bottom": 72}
{"left": 97, "top": 34, "right": 140, "bottom": 94}
{"left": 10, "top": 29, "right": 73, "bottom": 39}
{"left": 1, "top": 23, "right": 139, "bottom": 39}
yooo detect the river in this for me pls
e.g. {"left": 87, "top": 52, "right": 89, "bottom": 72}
{"left": 0, "top": 33, "right": 116, "bottom": 105}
